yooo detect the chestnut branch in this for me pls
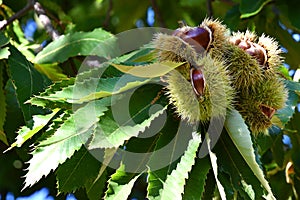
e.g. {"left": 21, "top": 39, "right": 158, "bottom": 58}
{"left": 0, "top": 0, "right": 60, "bottom": 40}
{"left": 0, "top": 0, "right": 35, "bottom": 30}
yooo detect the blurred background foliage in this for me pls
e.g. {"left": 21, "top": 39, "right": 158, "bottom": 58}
{"left": 1, "top": 0, "right": 300, "bottom": 199}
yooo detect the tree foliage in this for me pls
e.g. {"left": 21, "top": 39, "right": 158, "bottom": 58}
{"left": 1, "top": 0, "right": 300, "bottom": 199}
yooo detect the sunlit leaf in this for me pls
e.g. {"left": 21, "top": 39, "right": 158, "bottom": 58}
{"left": 111, "top": 61, "right": 185, "bottom": 78}
{"left": 23, "top": 98, "right": 109, "bottom": 189}
{"left": 88, "top": 106, "right": 167, "bottom": 149}
{"left": 34, "top": 63, "right": 68, "bottom": 81}
{"left": 34, "top": 28, "right": 117, "bottom": 64}
{"left": 5, "top": 108, "right": 60, "bottom": 152}
{"left": 105, "top": 164, "right": 141, "bottom": 200}
{"left": 0, "top": 47, "right": 10, "bottom": 59}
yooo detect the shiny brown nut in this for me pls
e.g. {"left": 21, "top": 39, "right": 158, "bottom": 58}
{"left": 190, "top": 67, "right": 205, "bottom": 96}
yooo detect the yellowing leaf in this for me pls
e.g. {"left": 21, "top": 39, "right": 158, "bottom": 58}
{"left": 111, "top": 61, "right": 186, "bottom": 78}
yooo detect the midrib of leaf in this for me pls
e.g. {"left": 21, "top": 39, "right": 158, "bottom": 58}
{"left": 36, "top": 38, "right": 109, "bottom": 62}
{"left": 58, "top": 149, "right": 88, "bottom": 190}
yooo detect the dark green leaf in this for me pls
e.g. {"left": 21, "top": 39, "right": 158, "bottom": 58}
{"left": 183, "top": 157, "right": 211, "bottom": 200}
{"left": 240, "top": 0, "right": 272, "bottom": 18}
{"left": 0, "top": 32, "right": 9, "bottom": 47}
{"left": 7, "top": 45, "right": 51, "bottom": 122}
{"left": 56, "top": 147, "right": 102, "bottom": 193}
{"left": 0, "top": 65, "right": 8, "bottom": 145}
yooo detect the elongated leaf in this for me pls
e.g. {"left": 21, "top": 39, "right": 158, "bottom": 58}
{"left": 23, "top": 98, "right": 110, "bottom": 189}
{"left": 85, "top": 168, "right": 109, "bottom": 200}
{"left": 147, "top": 117, "right": 193, "bottom": 197}
{"left": 111, "top": 61, "right": 185, "bottom": 78}
{"left": 0, "top": 66, "right": 8, "bottom": 145}
{"left": 5, "top": 108, "right": 60, "bottom": 152}
{"left": 28, "top": 79, "right": 75, "bottom": 108}
{"left": 206, "top": 134, "right": 227, "bottom": 200}
{"left": 225, "top": 110, "right": 275, "bottom": 199}
{"left": 34, "top": 75, "right": 154, "bottom": 104}
{"left": 240, "top": 0, "right": 272, "bottom": 18}
{"left": 88, "top": 106, "right": 167, "bottom": 149}
{"left": 7, "top": 45, "right": 51, "bottom": 121}
{"left": 215, "top": 130, "right": 264, "bottom": 199}
{"left": 182, "top": 157, "right": 211, "bottom": 200}
{"left": 34, "top": 28, "right": 117, "bottom": 64}
{"left": 105, "top": 164, "right": 141, "bottom": 200}
{"left": 34, "top": 63, "right": 68, "bottom": 81}
{"left": 150, "top": 133, "right": 201, "bottom": 200}
{"left": 56, "top": 146, "right": 102, "bottom": 193}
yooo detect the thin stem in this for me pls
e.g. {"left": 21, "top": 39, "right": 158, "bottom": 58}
{"left": 103, "top": 0, "right": 113, "bottom": 28}
{"left": 150, "top": 0, "right": 166, "bottom": 27}
{"left": 206, "top": 0, "right": 213, "bottom": 18}
{"left": 34, "top": 2, "right": 60, "bottom": 40}
{"left": 0, "top": 0, "right": 35, "bottom": 30}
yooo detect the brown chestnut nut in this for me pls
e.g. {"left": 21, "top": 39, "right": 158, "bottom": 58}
{"left": 190, "top": 67, "right": 205, "bottom": 96}
{"left": 173, "top": 27, "right": 212, "bottom": 51}
{"left": 259, "top": 104, "right": 276, "bottom": 119}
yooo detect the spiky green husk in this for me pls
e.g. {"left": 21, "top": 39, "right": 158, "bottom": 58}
{"left": 165, "top": 56, "right": 234, "bottom": 123}
{"left": 153, "top": 33, "right": 197, "bottom": 63}
{"left": 222, "top": 43, "right": 263, "bottom": 92}
{"left": 236, "top": 74, "right": 288, "bottom": 134}
{"left": 258, "top": 34, "right": 283, "bottom": 72}
{"left": 200, "top": 18, "right": 230, "bottom": 56}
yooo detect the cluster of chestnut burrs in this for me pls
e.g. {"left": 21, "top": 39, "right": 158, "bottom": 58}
{"left": 153, "top": 18, "right": 287, "bottom": 135}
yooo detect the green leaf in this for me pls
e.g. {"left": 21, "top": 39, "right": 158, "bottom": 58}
{"left": 38, "top": 75, "right": 153, "bottom": 104}
{"left": 85, "top": 168, "right": 109, "bottom": 200}
{"left": 34, "top": 28, "right": 117, "bottom": 64}
{"left": 0, "top": 66, "right": 8, "bottom": 145}
{"left": 150, "top": 133, "right": 202, "bottom": 200}
{"left": 111, "top": 61, "right": 186, "bottom": 78}
{"left": 0, "top": 47, "right": 10, "bottom": 60}
{"left": 105, "top": 164, "right": 141, "bottom": 200}
{"left": 240, "top": 0, "right": 272, "bottom": 18}
{"left": 147, "top": 117, "right": 193, "bottom": 197}
{"left": 56, "top": 146, "right": 102, "bottom": 193}
{"left": 225, "top": 110, "right": 276, "bottom": 199}
{"left": 34, "top": 63, "right": 68, "bottom": 81}
{"left": 7, "top": 45, "right": 51, "bottom": 122}
{"left": 23, "top": 98, "right": 110, "bottom": 189}
{"left": 0, "top": 32, "right": 9, "bottom": 47}
{"left": 182, "top": 157, "right": 211, "bottom": 200}
{"left": 88, "top": 105, "right": 167, "bottom": 149}
{"left": 28, "top": 79, "right": 75, "bottom": 108}
{"left": 206, "top": 134, "right": 227, "bottom": 200}
{"left": 4, "top": 108, "right": 60, "bottom": 152}
{"left": 285, "top": 80, "right": 300, "bottom": 92}
{"left": 215, "top": 130, "right": 264, "bottom": 199}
